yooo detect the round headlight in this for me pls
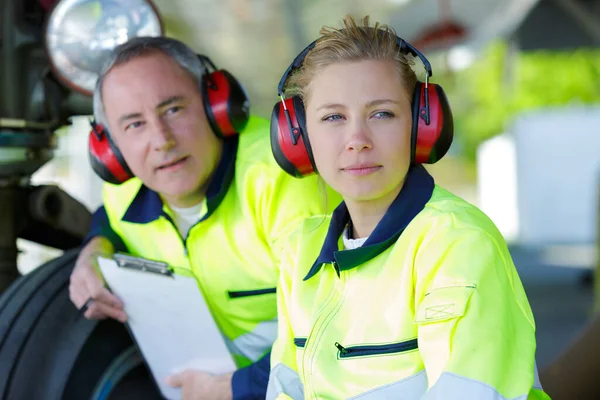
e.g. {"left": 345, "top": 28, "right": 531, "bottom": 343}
{"left": 45, "top": 0, "right": 164, "bottom": 96}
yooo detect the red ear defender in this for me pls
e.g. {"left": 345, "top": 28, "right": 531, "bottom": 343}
{"left": 270, "top": 96, "right": 316, "bottom": 178}
{"left": 411, "top": 81, "right": 454, "bottom": 164}
{"left": 199, "top": 55, "right": 250, "bottom": 138}
{"left": 88, "top": 121, "right": 134, "bottom": 185}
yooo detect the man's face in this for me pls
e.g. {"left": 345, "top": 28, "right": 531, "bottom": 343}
{"left": 101, "top": 51, "right": 222, "bottom": 207}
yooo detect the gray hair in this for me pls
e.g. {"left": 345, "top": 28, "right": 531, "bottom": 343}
{"left": 93, "top": 36, "right": 206, "bottom": 128}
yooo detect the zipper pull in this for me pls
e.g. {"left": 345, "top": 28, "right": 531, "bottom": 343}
{"left": 335, "top": 342, "right": 348, "bottom": 355}
{"left": 333, "top": 261, "right": 340, "bottom": 277}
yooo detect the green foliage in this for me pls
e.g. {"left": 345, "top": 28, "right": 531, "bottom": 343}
{"left": 436, "top": 42, "right": 600, "bottom": 159}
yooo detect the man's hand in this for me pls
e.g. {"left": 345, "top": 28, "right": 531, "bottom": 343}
{"left": 165, "top": 370, "right": 233, "bottom": 400}
{"left": 69, "top": 237, "right": 127, "bottom": 322}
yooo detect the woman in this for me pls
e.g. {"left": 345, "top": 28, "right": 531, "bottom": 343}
{"left": 266, "top": 15, "right": 551, "bottom": 400}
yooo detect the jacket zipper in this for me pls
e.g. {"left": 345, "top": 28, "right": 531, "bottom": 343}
{"left": 303, "top": 265, "right": 347, "bottom": 399}
{"left": 163, "top": 214, "right": 216, "bottom": 326}
{"left": 334, "top": 339, "right": 418, "bottom": 359}
{"left": 161, "top": 212, "right": 188, "bottom": 256}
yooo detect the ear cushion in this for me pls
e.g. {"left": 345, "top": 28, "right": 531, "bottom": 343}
{"left": 202, "top": 69, "right": 250, "bottom": 138}
{"left": 410, "top": 82, "right": 454, "bottom": 164}
{"left": 88, "top": 124, "right": 134, "bottom": 184}
{"left": 270, "top": 96, "right": 316, "bottom": 178}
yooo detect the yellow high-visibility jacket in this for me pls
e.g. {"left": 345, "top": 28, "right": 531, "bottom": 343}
{"left": 267, "top": 165, "right": 550, "bottom": 400}
{"left": 87, "top": 116, "right": 340, "bottom": 399}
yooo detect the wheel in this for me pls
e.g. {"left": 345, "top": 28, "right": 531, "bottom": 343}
{"left": 0, "top": 249, "right": 163, "bottom": 400}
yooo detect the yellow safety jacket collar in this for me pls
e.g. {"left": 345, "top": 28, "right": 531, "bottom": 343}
{"left": 305, "top": 164, "right": 434, "bottom": 280}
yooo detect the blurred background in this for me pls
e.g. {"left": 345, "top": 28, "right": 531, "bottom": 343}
{"left": 3, "top": 0, "right": 600, "bottom": 376}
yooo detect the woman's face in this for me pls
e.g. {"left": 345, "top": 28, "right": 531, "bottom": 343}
{"left": 305, "top": 59, "right": 413, "bottom": 205}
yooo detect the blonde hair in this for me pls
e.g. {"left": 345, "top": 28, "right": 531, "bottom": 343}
{"left": 285, "top": 15, "right": 418, "bottom": 102}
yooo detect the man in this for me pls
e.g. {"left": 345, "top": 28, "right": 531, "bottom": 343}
{"left": 68, "top": 36, "right": 337, "bottom": 400}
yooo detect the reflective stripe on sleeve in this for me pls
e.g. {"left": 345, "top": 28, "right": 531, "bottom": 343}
{"left": 226, "top": 318, "right": 278, "bottom": 362}
{"left": 266, "top": 363, "right": 304, "bottom": 400}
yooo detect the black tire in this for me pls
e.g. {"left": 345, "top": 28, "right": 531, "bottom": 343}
{"left": 0, "top": 249, "right": 163, "bottom": 400}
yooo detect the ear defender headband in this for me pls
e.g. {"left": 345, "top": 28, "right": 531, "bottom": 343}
{"left": 270, "top": 34, "right": 454, "bottom": 178}
{"left": 88, "top": 54, "right": 250, "bottom": 184}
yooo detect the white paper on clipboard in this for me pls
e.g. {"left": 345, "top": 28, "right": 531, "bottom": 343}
{"left": 97, "top": 254, "right": 236, "bottom": 400}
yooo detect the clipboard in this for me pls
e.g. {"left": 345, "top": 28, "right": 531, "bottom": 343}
{"left": 97, "top": 253, "right": 237, "bottom": 400}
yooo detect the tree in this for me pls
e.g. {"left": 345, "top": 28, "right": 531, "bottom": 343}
{"left": 436, "top": 42, "right": 600, "bottom": 160}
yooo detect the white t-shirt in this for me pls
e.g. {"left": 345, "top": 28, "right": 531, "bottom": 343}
{"left": 342, "top": 225, "right": 368, "bottom": 250}
{"left": 168, "top": 201, "right": 207, "bottom": 238}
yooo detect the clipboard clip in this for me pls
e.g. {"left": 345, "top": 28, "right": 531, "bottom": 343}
{"left": 114, "top": 253, "right": 173, "bottom": 277}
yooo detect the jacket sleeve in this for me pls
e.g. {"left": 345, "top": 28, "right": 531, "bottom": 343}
{"left": 231, "top": 351, "right": 271, "bottom": 400}
{"left": 266, "top": 250, "right": 304, "bottom": 400}
{"left": 83, "top": 205, "right": 127, "bottom": 252}
{"left": 414, "top": 228, "right": 549, "bottom": 400}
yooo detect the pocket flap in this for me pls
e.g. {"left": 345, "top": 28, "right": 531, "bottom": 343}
{"left": 414, "top": 285, "right": 476, "bottom": 324}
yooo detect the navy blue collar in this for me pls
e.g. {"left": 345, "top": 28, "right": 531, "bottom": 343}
{"left": 122, "top": 137, "right": 238, "bottom": 224}
{"left": 304, "top": 164, "right": 435, "bottom": 280}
